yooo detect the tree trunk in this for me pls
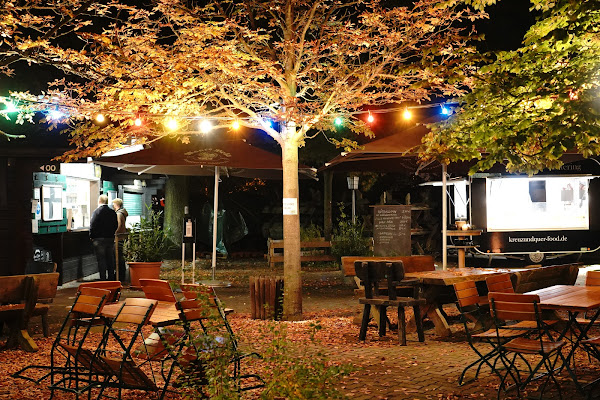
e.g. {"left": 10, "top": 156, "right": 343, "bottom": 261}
{"left": 323, "top": 170, "right": 333, "bottom": 241}
{"left": 164, "top": 175, "right": 189, "bottom": 250}
{"left": 281, "top": 136, "right": 302, "bottom": 320}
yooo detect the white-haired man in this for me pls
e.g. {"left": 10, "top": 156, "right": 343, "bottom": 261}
{"left": 89, "top": 195, "right": 118, "bottom": 280}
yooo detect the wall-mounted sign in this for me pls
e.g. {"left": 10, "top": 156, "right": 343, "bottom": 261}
{"left": 41, "top": 184, "right": 64, "bottom": 221}
{"left": 282, "top": 198, "right": 298, "bottom": 215}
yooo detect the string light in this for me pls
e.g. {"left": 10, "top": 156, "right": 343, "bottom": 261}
{"left": 0, "top": 94, "right": 457, "bottom": 131}
{"left": 3, "top": 101, "right": 18, "bottom": 113}
{"left": 48, "top": 109, "right": 63, "bottom": 121}
{"left": 164, "top": 117, "right": 178, "bottom": 131}
{"left": 199, "top": 119, "right": 213, "bottom": 134}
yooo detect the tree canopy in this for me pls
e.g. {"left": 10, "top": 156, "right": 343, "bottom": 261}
{"left": 1, "top": 0, "right": 486, "bottom": 318}
{"left": 422, "top": 0, "right": 600, "bottom": 175}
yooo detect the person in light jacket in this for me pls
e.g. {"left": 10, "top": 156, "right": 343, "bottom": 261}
{"left": 112, "top": 198, "right": 129, "bottom": 283}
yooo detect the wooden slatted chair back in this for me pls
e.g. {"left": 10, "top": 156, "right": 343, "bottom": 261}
{"left": 139, "top": 279, "right": 177, "bottom": 302}
{"left": 354, "top": 261, "right": 390, "bottom": 298}
{"left": 78, "top": 281, "right": 122, "bottom": 303}
{"left": 72, "top": 287, "right": 111, "bottom": 315}
{"left": 34, "top": 272, "right": 59, "bottom": 301}
{"left": 488, "top": 292, "right": 540, "bottom": 322}
{"left": 587, "top": 270, "right": 600, "bottom": 287}
{"left": 486, "top": 273, "right": 514, "bottom": 294}
{"left": 113, "top": 298, "right": 158, "bottom": 325}
{"left": 177, "top": 298, "right": 214, "bottom": 323}
{"left": 181, "top": 283, "right": 216, "bottom": 301}
{"left": 454, "top": 280, "right": 481, "bottom": 309}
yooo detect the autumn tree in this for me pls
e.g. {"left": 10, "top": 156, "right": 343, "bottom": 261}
{"left": 422, "top": 0, "right": 600, "bottom": 175}
{"left": 1, "top": 0, "right": 485, "bottom": 319}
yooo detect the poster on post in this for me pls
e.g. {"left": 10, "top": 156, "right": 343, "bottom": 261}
{"left": 373, "top": 205, "right": 411, "bottom": 256}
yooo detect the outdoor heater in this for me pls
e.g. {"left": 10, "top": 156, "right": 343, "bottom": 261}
{"left": 347, "top": 175, "right": 360, "bottom": 224}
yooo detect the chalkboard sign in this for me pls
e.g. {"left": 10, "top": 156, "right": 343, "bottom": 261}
{"left": 373, "top": 205, "right": 411, "bottom": 256}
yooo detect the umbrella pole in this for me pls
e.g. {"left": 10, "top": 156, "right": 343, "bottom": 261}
{"left": 181, "top": 243, "right": 185, "bottom": 284}
{"left": 442, "top": 163, "right": 447, "bottom": 270}
{"left": 212, "top": 166, "right": 219, "bottom": 281}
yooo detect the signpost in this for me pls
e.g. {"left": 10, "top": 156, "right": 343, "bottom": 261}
{"left": 181, "top": 206, "right": 197, "bottom": 284}
{"left": 373, "top": 205, "right": 412, "bottom": 256}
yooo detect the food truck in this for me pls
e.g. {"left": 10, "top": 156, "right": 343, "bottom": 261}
{"left": 450, "top": 158, "right": 600, "bottom": 263}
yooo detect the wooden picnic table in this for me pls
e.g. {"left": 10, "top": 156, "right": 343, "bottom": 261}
{"left": 406, "top": 268, "right": 508, "bottom": 337}
{"left": 524, "top": 285, "right": 600, "bottom": 394}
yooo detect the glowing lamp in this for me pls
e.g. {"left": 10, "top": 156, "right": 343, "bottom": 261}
{"left": 232, "top": 120, "right": 241, "bottom": 130}
{"left": 95, "top": 113, "right": 106, "bottom": 123}
{"left": 441, "top": 106, "right": 450, "bottom": 115}
{"left": 199, "top": 119, "right": 213, "bottom": 134}
{"left": 402, "top": 109, "right": 412, "bottom": 120}
{"left": 334, "top": 116, "right": 343, "bottom": 126}
{"left": 48, "top": 110, "right": 63, "bottom": 121}
{"left": 367, "top": 112, "right": 374, "bottom": 123}
{"left": 3, "top": 101, "right": 17, "bottom": 113}
{"left": 134, "top": 117, "right": 143, "bottom": 126}
{"left": 165, "top": 117, "right": 178, "bottom": 131}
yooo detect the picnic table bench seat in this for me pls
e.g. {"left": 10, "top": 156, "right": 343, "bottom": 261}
{"left": 267, "top": 238, "right": 335, "bottom": 268}
{"left": 0, "top": 272, "right": 59, "bottom": 351}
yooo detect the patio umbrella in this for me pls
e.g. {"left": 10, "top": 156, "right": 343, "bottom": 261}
{"left": 96, "top": 136, "right": 316, "bottom": 284}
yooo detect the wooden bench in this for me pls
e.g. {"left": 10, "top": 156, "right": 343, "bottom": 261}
{"left": 342, "top": 255, "right": 435, "bottom": 278}
{"left": 511, "top": 263, "right": 580, "bottom": 293}
{"left": 0, "top": 272, "right": 59, "bottom": 351}
{"left": 267, "top": 238, "right": 335, "bottom": 268}
{"left": 342, "top": 255, "right": 436, "bottom": 332}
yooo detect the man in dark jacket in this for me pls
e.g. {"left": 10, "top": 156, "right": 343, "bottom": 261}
{"left": 90, "top": 194, "right": 118, "bottom": 280}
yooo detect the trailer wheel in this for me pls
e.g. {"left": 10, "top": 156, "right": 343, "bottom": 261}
{"left": 527, "top": 252, "right": 545, "bottom": 264}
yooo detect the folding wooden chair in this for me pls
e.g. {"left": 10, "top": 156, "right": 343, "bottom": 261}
{"left": 176, "top": 295, "right": 264, "bottom": 393}
{"left": 140, "top": 279, "right": 177, "bottom": 302}
{"left": 355, "top": 261, "right": 426, "bottom": 345}
{"left": 454, "top": 281, "right": 528, "bottom": 385}
{"left": 13, "top": 287, "right": 111, "bottom": 395}
{"left": 486, "top": 273, "right": 515, "bottom": 293}
{"left": 486, "top": 273, "right": 560, "bottom": 331}
{"left": 78, "top": 281, "right": 122, "bottom": 303}
{"left": 488, "top": 292, "right": 566, "bottom": 400}
{"left": 95, "top": 297, "right": 164, "bottom": 400}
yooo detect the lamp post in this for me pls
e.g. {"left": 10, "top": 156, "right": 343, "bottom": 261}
{"left": 347, "top": 175, "right": 360, "bottom": 224}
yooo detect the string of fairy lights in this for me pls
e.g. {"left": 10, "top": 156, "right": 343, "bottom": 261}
{"left": 0, "top": 95, "right": 456, "bottom": 134}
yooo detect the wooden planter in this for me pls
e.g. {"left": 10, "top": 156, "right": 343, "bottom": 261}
{"left": 127, "top": 261, "right": 162, "bottom": 289}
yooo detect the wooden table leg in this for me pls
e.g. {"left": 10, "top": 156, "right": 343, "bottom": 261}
{"left": 458, "top": 248, "right": 466, "bottom": 268}
{"left": 5, "top": 320, "right": 38, "bottom": 352}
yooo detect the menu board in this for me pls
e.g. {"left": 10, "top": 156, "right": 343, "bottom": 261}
{"left": 373, "top": 205, "right": 411, "bottom": 256}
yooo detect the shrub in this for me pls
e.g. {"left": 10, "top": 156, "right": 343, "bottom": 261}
{"left": 331, "top": 203, "right": 372, "bottom": 260}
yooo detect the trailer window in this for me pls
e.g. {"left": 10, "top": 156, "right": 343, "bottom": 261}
{"left": 487, "top": 176, "right": 590, "bottom": 232}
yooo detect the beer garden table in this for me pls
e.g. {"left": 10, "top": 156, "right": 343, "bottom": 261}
{"left": 525, "top": 285, "right": 600, "bottom": 394}
{"left": 404, "top": 268, "right": 509, "bottom": 337}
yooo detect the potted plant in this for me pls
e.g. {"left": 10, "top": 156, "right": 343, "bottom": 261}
{"left": 123, "top": 209, "right": 175, "bottom": 288}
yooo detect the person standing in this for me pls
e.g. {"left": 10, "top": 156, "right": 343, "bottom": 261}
{"left": 112, "top": 198, "right": 128, "bottom": 283}
{"left": 90, "top": 195, "right": 118, "bottom": 280}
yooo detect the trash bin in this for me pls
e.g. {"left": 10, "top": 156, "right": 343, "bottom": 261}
{"left": 250, "top": 276, "right": 283, "bottom": 320}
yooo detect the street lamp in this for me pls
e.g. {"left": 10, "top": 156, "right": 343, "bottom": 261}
{"left": 347, "top": 175, "right": 360, "bottom": 224}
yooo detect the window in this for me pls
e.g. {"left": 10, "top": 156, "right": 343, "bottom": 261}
{"left": 486, "top": 176, "right": 590, "bottom": 232}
